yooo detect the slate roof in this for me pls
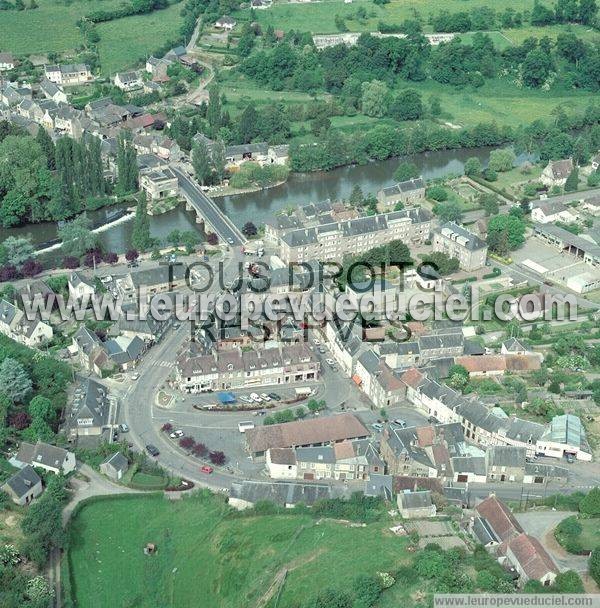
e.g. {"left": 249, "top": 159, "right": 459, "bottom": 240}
{"left": 3, "top": 465, "right": 41, "bottom": 499}
{"left": 16, "top": 441, "right": 71, "bottom": 471}
{"left": 101, "top": 451, "right": 128, "bottom": 471}
{"left": 0, "top": 298, "right": 19, "bottom": 325}
{"left": 473, "top": 516, "right": 500, "bottom": 545}
{"left": 437, "top": 222, "right": 487, "bottom": 251}
{"left": 399, "top": 489, "right": 432, "bottom": 509}
{"left": 547, "top": 159, "right": 573, "bottom": 180}
{"left": 69, "top": 378, "right": 110, "bottom": 428}
{"left": 230, "top": 480, "right": 331, "bottom": 506}
{"left": 295, "top": 446, "right": 336, "bottom": 464}
{"left": 502, "top": 338, "right": 527, "bottom": 352}
{"left": 487, "top": 446, "right": 526, "bottom": 468}
{"left": 364, "top": 474, "right": 393, "bottom": 499}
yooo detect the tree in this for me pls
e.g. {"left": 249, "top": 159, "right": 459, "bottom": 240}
{"left": 179, "top": 436, "right": 195, "bottom": 450}
{"left": 237, "top": 104, "right": 259, "bottom": 143}
{"left": 307, "top": 399, "right": 326, "bottom": 413}
{"left": 564, "top": 167, "right": 579, "bottom": 192}
{"left": 211, "top": 140, "right": 227, "bottom": 183}
{"left": 435, "top": 200, "right": 463, "bottom": 223}
{"left": 206, "top": 85, "right": 222, "bottom": 136}
{"left": 209, "top": 450, "right": 226, "bottom": 465}
{"left": 21, "top": 258, "right": 43, "bottom": 278}
{"left": 488, "top": 148, "right": 516, "bottom": 173}
{"left": 447, "top": 364, "right": 470, "bottom": 391}
{"left": 35, "top": 127, "right": 55, "bottom": 170}
{"left": 131, "top": 191, "right": 152, "bottom": 252}
{"left": 206, "top": 232, "right": 219, "bottom": 246}
{"left": 464, "top": 157, "right": 482, "bottom": 176}
{"left": 192, "top": 442, "right": 208, "bottom": 457}
{"left": 181, "top": 231, "right": 199, "bottom": 254}
{"left": 487, "top": 214, "right": 526, "bottom": 256}
{"left": 103, "top": 251, "right": 118, "bottom": 264}
{"left": 580, "top": 487, "right": 600, "bottom": 515}
{"left": 427, "top": 185, "right": 448, "bottom": 202}
{"left": 192, "top": 138, "right": 213, "bottom": 186}
{"left": 307, "top": 588, "right": 352, "bottom": 608}
{"left": 0, "top": 236, "right": 34, "bottom": 266}
{"left": 522, "top": 47, "right": 554, "bottom": 87}
{"left": 394, "top": 162, "right": 419, "bottom": 182}
{"left": 479, "top": 193, "right": 500, "bottom": 216}
{"left": 242, "top": 222, "right": 258, "bottom": 237}
{"left": 554, "top": 570, "right": 584, "bottom": 593}
{"left": 125, "top": 249, "right": 139, "bottom": 262}
{"left": 0, "top": 357, "right": 32, "bottom": 403}
{"left": 116, "top": 132, "right": 138, "bottom": 195}
{"left": 388, "top": 89, "right": 423, "bottom": 121}
{"left": 361, "top": 80, "right": 389, "bottom": 118}
{"left": 420, "top": 252, "right": 460, "bottom": 275}
{"left": 590, "top": 547, "right": 600, "bottom": 586}
{"left": 58, "top": 214, "right": 98, "bottom": 258}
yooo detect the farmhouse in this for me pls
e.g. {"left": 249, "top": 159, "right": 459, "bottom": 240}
{"left": 397, "top": 490, "right": 436, "bottom": 518}
{"left": 39, "top": 78, "right": 68, "bottom": 104}
{"left": 45, "top": 64, "right": 93, "bottom": 86}
{"left": 501, "top": 534, "right": 558, "bottom": 586}
{"left": 474, "top": 494, "right": 523, "bottom": 543}
{"left": 541, "top": 159, "right": 574, "bottom": 187}
{"left": 215, "top": 15, "right": 236, "bottom": 30}
{"left": 13, "top": 441, "right": 76, "bottom": 475}
{"left": 114, "top": 71, "right": 143, "bottom": 91}
{"left": 245, "top": 413, "right": 370, "bottom": 458}
{"left": 1, "top": 465, "right": 43, "bottom": 506}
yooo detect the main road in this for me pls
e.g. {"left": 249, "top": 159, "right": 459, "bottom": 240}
{"left": 173, "top": 166, "right": 246, "bottom": 247}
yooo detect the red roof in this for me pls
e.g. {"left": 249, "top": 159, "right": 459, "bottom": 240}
{"left": 506, "top": 533, "right": 558, "bottom": 580}
{"left": 475, "top": 495, "right": 523, "bottom": 542}
{"left": 400, "top": 367, "right": 424, "bottom": 389}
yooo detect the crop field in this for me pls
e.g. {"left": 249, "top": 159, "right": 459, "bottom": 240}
{"left": 96, "top": 2, "right": 184, "bottom": 74}
{"left": 233, "top": 0, "right": 539, "bottom": 34}
{"left": 66, "top": 492, "right": 428, "bottom": 608}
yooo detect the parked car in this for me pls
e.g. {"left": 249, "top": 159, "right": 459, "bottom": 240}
{"left": 200, "top": 465, "right": 213, "bottom": 474}
{"left": 325, "top": 358, "right": 335, "bottom": 366}
{"left": 119, "top": 423, "right": 129, "bottom": 433}
{"left": 239, "top": 395, "right": 252, "bottom": 403}
{"left": 314, "top": 339, "right": 321, "bottom": 346}
{"left": 170, "top": 430, "right": 184, "bottom": 439}
{"left": 371, "top": 423, "right": 384, "bottom": 432}
{"left": 268, "top": 392, "right": 281, "bottom": 401}
{"left": 427, "top": 416, "right": 439, "bottom": 424}
{"left": 131, "top": 372, "right": 140, "bottom": 381}
{"left": 565, "top": 453, "right": 575, "bottom": 463}
{"left": 318, "top": 346, "right": 326, "bottom": 354}
{"left": 100, "top": 276, "right": 112, "bottom": 284}
{"left": 260, "top": 393, "right": 271, "bottom": 401}
{"left": 249, "top": 393, "right": 262, "bottom": 403}
{"left": 393, "top": 419, "right": 407, "bottom": 428}
{"left": 146, "top": 444, "right": 160, "bottom": 457}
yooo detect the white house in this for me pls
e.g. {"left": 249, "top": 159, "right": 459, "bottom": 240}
{"left": 68, "top": 271, "right": 95, "bottom": 300}
{"left": 531, "top": 200, "right": 577, "bottom": 224}
{"left": 541, "top": 159, "right": 574, "bottom": 188}
{"left": 13, "top": 441, "right": 76, "bottom": 475}
{"left": 114, "top": 71, "right": 143, "bottom": 91}
{"left": 266, "top": 448, "right": 298, "bottom": 479}
{"left": 0, "top": 52, "right": 16, "bottom": 71}
{"left": 215, "top": 15, "right": 236, "bottom": 29}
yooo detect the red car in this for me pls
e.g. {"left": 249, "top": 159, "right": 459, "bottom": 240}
{"left": 200, "top": 465, "right": 213, "bottom": 474}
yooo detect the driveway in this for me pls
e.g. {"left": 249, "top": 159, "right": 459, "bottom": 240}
{"left": 514, "top": 510, "right": 590, "bottom": 574}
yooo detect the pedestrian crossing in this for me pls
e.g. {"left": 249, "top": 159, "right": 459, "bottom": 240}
{"left": 157, "top": 360, "right": 176, "bottom": 368}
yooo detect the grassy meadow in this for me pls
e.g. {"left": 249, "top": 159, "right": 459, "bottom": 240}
{"left": 66, "top": 492, "right": 422, "bottom": 608}
{"left": 96, "top": 2, "right": 184, "bottom": 75}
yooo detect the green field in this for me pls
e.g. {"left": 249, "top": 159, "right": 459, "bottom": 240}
{"left": 233, "top": 0, "right": 538, "bottom": 34}
{"left": 97, "top": 3, "right": 184, "bottom": 75}
{"left": 66, "top": 493, "right": 427, "bottom": 608}
{"left": 578, "top": 518, "right": 600, "bottom": 551}
{"left": 0, "top": 0, "right": 122, "bottom": 55}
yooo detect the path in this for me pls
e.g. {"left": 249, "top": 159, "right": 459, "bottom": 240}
{"left": 514, "top": 510, "right": 590, "bottom": 574}
{"left": 48, "top": 464, "right": 142, "bottom": 607}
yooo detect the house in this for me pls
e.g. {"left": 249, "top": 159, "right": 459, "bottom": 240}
{"left": 114, "top": 71, "right": 143, "bottom": 91}
{"left": 1, "top": 465, "right": 43, "bottom": 506}
{"left": 103, "top": 335, "right": 145, "bottom": 370}
{"left": 471, "top": 516, "right": 501, "bottom": 548}
{"left": 0, "top": 298, "right": 53, "bottom": 348}
{"left": 531, "top": 200, "right": 577, "bottom": 225}
{"left": 266, "top": 448, "right": 298, "bottom": 479}
{"left": 45, "top": 64, "right": 93, "bottom": 86}
{"left": 474, "top": 495, "right": 523, "bottom": 543}
{"left": 502, "top": 533, "right": 558, "bottom": 586}
{"left": 116, "top": 264, "right": 187, "bottom": 303}
{"left": 486, "top": 446, "right": 527, "bottom": 482}
{"left": 100, "top": 452, "right": 129, "bottom": 481}
{"left": 452, "top": 455, "right": 487, "bottom": 483}
{"left": 523, "top": 462, "right": 569, "bottom": 484}
{"left": 39, "top": 78, "right": 68, "bottom": 104}
{"left": 229, "top": 480, "right": 331, "bottom": 510}
{"left": 354, "top": 350, "right": 405, "bottom": 409}
{"left": 0, "top": 52, "right": 16, "bottom": 71}
{"left": 140, "top": 166, "right": 179, "bottom": 201}
{"left": 364, "top": 474, "right": 393, "bottom": 500}
{"left": 215, "top": 15, "right": 236, "bottom": 30}
{"left": 397, "top": 489, "right": 436, "bottom": 518}
{"left": 432, "top": 222, "right": 488, "bottom": 271}
{"left": 68, "top": 271, "right": 95, "bottom": 300}
{"left": 377, "top": 177, "right": 426, "bottom": 209}
{"left": 541, "top": 159, "right": 574, "bottom": 187}
{"left": 582, "top": 196, "right": 600, "bottom": 215}
{"left": 245, "top": 413, "right": 370, "bottom": 459}
{"left": 14, "top": 441, "right": 76, "bottom": 475}
{"left": 501, "top": 338, "right": 528, "bottom": 355}
{"left": 67, "top": 378, "right": 111, "bottom": 438}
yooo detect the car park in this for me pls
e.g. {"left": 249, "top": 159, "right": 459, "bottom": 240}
{"left": 200, "top": 465, "right": 214, "bottom": 474}
{"left": 170, "top": 429, "right": 184, "bottom": 439}
{"left": 146, "top": 444, "right": 160, "bottom": 457}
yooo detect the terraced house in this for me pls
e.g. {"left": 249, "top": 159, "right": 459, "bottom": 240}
{"left": 175, "top": 343, "right": 319, "bottom": 393}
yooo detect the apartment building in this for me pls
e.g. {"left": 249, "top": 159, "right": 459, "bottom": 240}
{"left": 278, "top": 208, "right": 432, "bottom": 264}
{"left": 432, "top": 222, "right": 488, "bottom": 271}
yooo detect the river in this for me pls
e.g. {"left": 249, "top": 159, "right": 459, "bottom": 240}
{"left": 0, "top": 146, "right": 529, "bottom": 257}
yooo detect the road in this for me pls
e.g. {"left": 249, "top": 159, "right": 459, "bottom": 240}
{"left": 173, "top": 167, "right": 246, "bottom": 246}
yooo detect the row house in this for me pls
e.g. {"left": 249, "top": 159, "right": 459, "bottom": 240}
{"left": 266, "top": 439, "right": 384, "bottom": 481}
{"left": 45, "top": 63, "right": 93, "bottom": 86}
{"left": 175, "top": 343, "right": 319, "bottom": 393}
